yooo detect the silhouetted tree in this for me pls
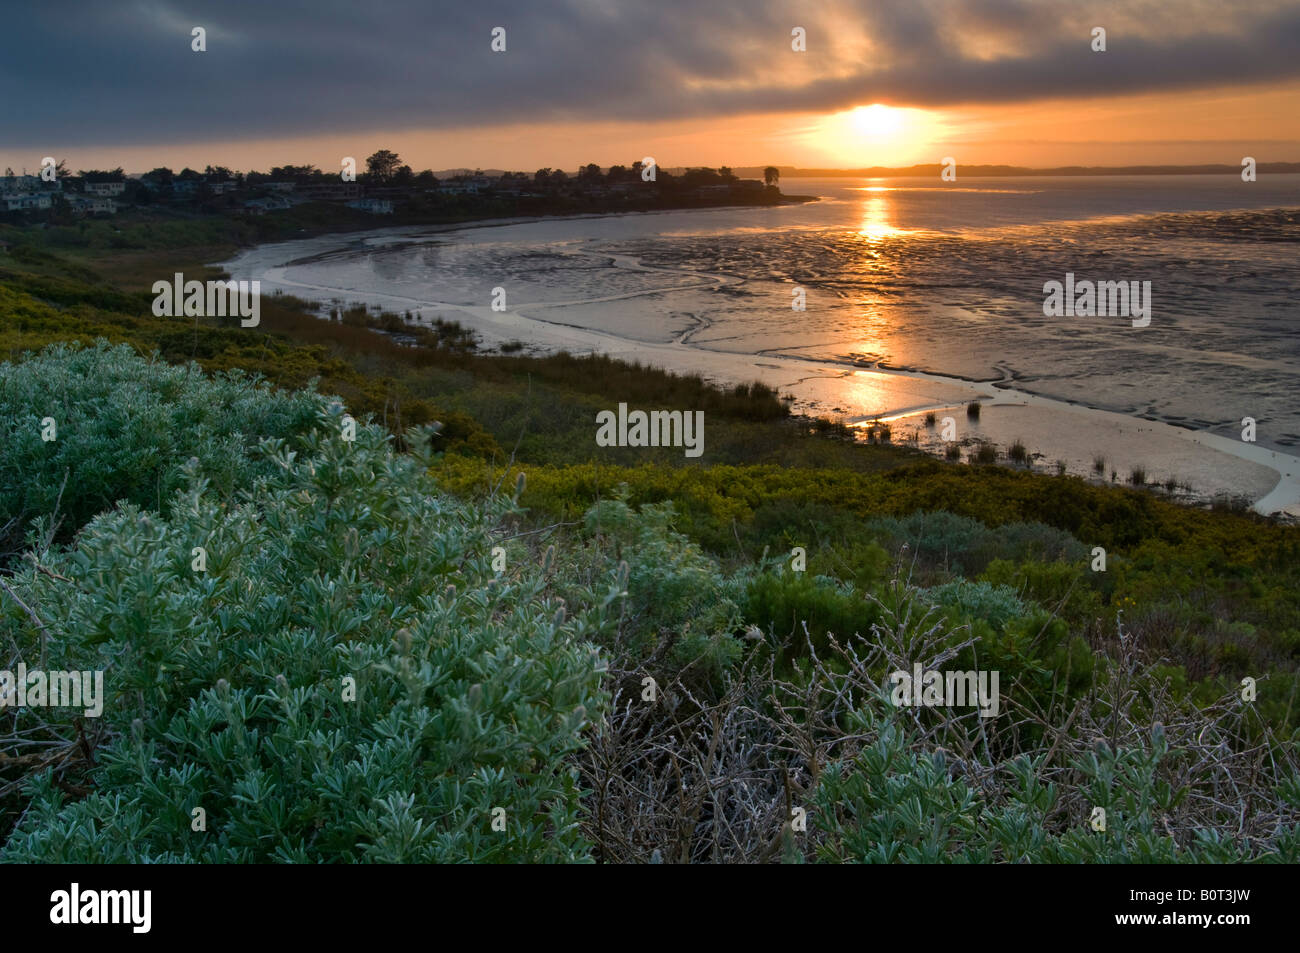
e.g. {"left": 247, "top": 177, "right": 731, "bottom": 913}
{"left": 269, "top": 164, "right": 318, "bottom": 181}
{"left": 78, "top": 167, "right": 126, "bottom": 182}
{"left": 366, "top": 150, "right": 402, "bottom": 182}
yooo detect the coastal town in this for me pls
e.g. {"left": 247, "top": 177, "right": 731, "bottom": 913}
{"left": 0, "top": 152, "right": 794, "bottom": 224}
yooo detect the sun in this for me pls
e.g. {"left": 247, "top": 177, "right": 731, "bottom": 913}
{"left": 851, "top": 104, "right": 904, "bottom": 138}
{"left": 800, "top": 103, "right": 940, "bottom": 167}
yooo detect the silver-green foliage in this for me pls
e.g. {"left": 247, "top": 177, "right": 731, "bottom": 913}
{"left": 814, "top": 707, "right": 1300, "bottom": 863}
{"left": 0, "top": 341, "right": 323, "bottom": 554}
{"left": 1, "top": 396, "right": 611, "bottom": 862}
{"left": 580, "top": 496, "right": 745, "bottom": 677}
{"left": 922, "top": 578, "right": 1027, "bottom": 632}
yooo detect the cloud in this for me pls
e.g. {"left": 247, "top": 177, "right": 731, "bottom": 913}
{"left": 2, "top": 0, "right": 1297, "bottom": 149}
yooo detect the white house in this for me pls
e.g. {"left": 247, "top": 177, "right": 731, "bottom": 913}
{"left": 0, "top": 174, "right": 48, "bottom": 193}
{"left": 85, "top": 181, "right": 126, "bottom": 197}
{"left": 346, "top": 198, "right": 393, "bottom": 214}
{"left": 2, "top": 193, "right": 53, "bottom": 211}
{"left": 67, "top": 195, "right": 116, "bottom": 215}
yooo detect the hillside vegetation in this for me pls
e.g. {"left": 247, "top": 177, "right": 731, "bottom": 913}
{"left": 1, "top": 234, "right": 1298, "bottom": 862}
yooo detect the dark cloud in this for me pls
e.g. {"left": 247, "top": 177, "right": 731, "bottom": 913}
{"left": 2, "top": 0, "right": 1297, "bottom": 148}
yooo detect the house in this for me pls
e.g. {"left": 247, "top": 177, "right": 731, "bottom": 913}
{"left": 346, "top": 198, "right": 393, "bottom": 214}
{"left": 85, "top": 181, "right": 126, "bottom": 197}
{"left": 296, "top": 182, "right": 360, "bottom": 201}
{"left": 2, "top": 193, "right": 53, "bottom": 211}
{"left": 208, "top": 181, "right": 237, "bottom": 194}
{"left": 265, "top": 181, "right": 296, "bottom": 193}
{"left": 66, "top": 195, "right": 116, "bottom": 215}
{"left": 0, "top": 174, "right": 48, "bottom": 193}
{"left": 243, "top": 195, "right": 292, "bottom": 213}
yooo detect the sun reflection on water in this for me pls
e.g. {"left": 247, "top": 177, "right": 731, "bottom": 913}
{"left": 857, "top": 187, "right": 903, "bottom": 242}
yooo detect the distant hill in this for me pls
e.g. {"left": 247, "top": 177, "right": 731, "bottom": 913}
{"left": 732, "top": 162, "right": 1300, "bottom": 178}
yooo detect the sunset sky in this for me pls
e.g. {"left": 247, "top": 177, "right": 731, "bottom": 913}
{"left": 3, "top": 0, "right": 1299, "bottom": 174}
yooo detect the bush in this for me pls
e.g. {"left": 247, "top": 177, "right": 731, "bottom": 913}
{"left": 923, "top": 579, "right": 1026, "bottom": 632}
{"left": 0, "top": 341, "right": 323, "bottom": 561}
{"left": 814, "top": 707, "right": 1297, "bottom": 863}
{"left": 744, "top": 570, "right": 879, "bottom": 664}
{"left": 576, "top": 496, "right": 745, "bottom": 682}
{"left": 0, "top": 404, "right": 610, "bottom": 862}
{"left": 981, "top": 557, "right": 1104, "bottom": 621}
{"left": 865, "top": 511, "right": 1090, "bottom": 580}
{"left": 868, "top": 511, "right": 992, "bottom": 570}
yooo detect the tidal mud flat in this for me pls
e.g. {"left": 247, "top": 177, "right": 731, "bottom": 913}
{"left": 222, "top": 179, "right": 1300, "bottom": 517}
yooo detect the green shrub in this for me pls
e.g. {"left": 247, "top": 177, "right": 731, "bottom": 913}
{"left": 814, "top": 707, "right": 1298, "bottom": 863}
{"left": 0, "top": 341, "right": 323, "bottom": 559}
{"left": 867, "top": 512, "right": 1087, "bottom": 579}
{"left": 981, "top": 558, "right": 1104, "bottom": 621}
{"left": 868, "top": 511, "right": 992, "bottom": 572}
{"left": 744, "top": 570, "right": 879, "bottom": 664}
{"left": 576, "top": 495, "right": 745, "bottom": 682}
{"left": 0, "top": 403, "right": 609, "bottom": 862}
{"left": 923, "top": 579, "right": 1026, "bottom": 632}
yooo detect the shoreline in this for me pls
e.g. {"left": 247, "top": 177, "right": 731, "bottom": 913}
{"left": 220, "top": 214, "right": 1300, "bottom": 520}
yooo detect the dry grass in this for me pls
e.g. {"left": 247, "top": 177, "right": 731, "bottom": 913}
{"left": 571, "top": 576, "right": 1299, "bottom": 863}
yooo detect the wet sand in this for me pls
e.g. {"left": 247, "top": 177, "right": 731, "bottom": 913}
{"left": 222, "top": 221, "right": 1300, "bottom": 519}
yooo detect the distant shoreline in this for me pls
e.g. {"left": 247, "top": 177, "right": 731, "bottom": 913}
{"left": 777, "top": 164, "right": 1300, "bottom": 177}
